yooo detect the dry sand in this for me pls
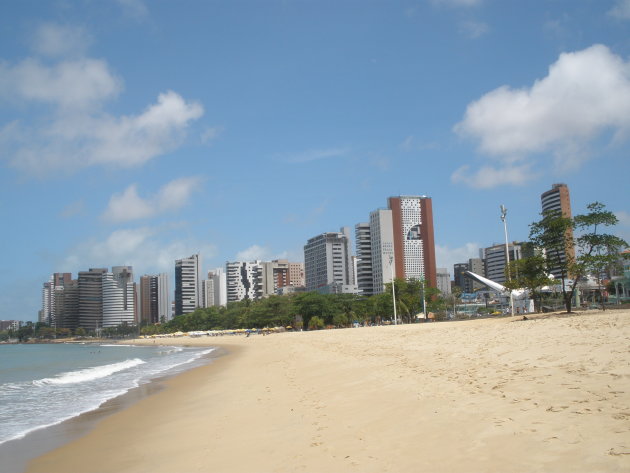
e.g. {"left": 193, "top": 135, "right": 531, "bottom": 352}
{"left": 26, "top": 310, "right": 630, "bottom": 473}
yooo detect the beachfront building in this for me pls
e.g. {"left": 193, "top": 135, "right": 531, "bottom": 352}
{"left": 436, "top": 268, "right": 451, "bottom": 295}
{"left": 54, "top": 280, "right": 79, "bottom": 330}
{"left": 453, "top": 263, "right": 468, "bottom": 291}
{"left": 389, "top": 196, "right": 437, "bottom": 288}
{"left": 288, "top": 262, "right": 305, "bottom": 288}
{"left": 140, "top": 273, "right": 170, "bottom": 324}
{"left": 304, "top": 227, "right": 357, "bottom": 294}
{"left": 201, "top": 268, "right": 227, "bottom": 307}
{"left": 40, "top": 273, "right": 73, "bottom": 326}
{"left": 540, "top": 183, "right": 575, "bottom": 278}
{"left": 175, "top": 254, "right": 201, "bottom": 316}
{"left": 355, "top": 222, "right": 374, "bottom": 296}
{"left": 482, "top": 242, "right": 525, "bottom": 285}
{"left": 465, "top": 258, "right": 485, "bottom": 293}
{"left": 355, "top": 195, "right": 437, "bottom": 295}
{"left": 226, "top": 261, "right": 263, "bottom": 302}
{"left": 78, "top": 268, "right": 107, "bottom": 330}
{"left": 102, "top": 266, "right": 135, "bottom": 328}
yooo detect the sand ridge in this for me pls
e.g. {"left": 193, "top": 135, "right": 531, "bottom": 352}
{"left": 26, "top": 310, "right": 630, "bottom": 473}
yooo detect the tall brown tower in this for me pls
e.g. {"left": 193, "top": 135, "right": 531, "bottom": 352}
{"left": 388, "top": 196, "right": 437, "bottom": 288}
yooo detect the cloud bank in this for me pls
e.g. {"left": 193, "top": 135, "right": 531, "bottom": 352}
{"left": 102, "top": 177, "right": 203, "bottom": 223}
{"left": 453, "top": 44, "right": 630, "bottom": 188}
{"left": 0, "top": 24, "right": 204, "bottom": 175}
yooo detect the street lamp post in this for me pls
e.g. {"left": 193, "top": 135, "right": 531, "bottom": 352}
{"left": 500, "top": 205, "right": 515, "bottom": 317}
{"left": 389, "top": 255, "right": 398, "bottom": 325}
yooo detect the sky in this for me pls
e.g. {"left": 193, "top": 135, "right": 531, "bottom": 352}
{"left": 1, "top": 0, "right": 629, "bottom": 322}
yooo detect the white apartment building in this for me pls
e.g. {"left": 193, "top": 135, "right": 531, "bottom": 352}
{"left": 369, "top": 209, "right": 395, "bottom": 294}
{"left": 201, "top": 268, "right": 227, "bottom": 307}
{"left": 226, "top": 261, "right": 263, "bottom": 302}
{"left": 102, "top": 266, "right": 135, "bottom": 328}
{"left": 304, "top": 227, "right": 356, "bottom": 294}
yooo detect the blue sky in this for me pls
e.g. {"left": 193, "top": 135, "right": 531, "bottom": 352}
{"left": 1, "top": 0, "right": 629, "bottom": 322}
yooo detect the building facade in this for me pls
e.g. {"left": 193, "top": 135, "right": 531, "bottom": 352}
{"left": 140, "top": 273, "right": 170, "bottom": 324}
{"left": 436, "top": 267, "right": 451, "bottom": 295}
{"left": 102, "top": 266, "right": 135, "bottom": 328}
{"left": 355, "top": 195, "right": 437, "bottom": 296}
{"left": 355, "top": 222, "right": 374, "bottom": 296}
{"left": 226, "top": 261, "right": 263, "bottom": 302}
{"left": 540, "top": 183, "right": 575, "bottom": 278}
{"left": 483, "top": 242, "right": 524, "bottom": 285}
{"left": 78, "top": 268, "right": 107, "bottom": 330}
{"left": 304, "top": 227, "right": 356, "bottom": 294}
{"left": 389, "top": 196, "right": 437, "bottom": 288}
{"left": 175, "top": 254, "right": 201, "bottom": 316}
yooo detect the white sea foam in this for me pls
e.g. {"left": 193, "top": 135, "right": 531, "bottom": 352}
{"left": 32, "top": 358, "right": 145, "bottom": 386}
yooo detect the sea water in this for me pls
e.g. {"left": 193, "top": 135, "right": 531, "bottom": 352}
{"left": 0, "top": 342, "right": 215, "bottom": 445}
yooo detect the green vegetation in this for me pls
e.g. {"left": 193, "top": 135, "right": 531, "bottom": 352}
{"left": 521, "top": 201, "right": 628, "bottom": 313}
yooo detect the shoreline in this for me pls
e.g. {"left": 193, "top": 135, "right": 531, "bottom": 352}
{"left": 0, "top": 343, "right": 229, "bottom": 473}
{"left": 22, "top": 311, "right": 630, "bottom": 472}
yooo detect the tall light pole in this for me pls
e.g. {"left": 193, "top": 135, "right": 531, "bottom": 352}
{"left": 389, "top": 255, "right": 398, "bottom": 325}
{"left": 500, "top": 205, "right": 515, "bottom": 317}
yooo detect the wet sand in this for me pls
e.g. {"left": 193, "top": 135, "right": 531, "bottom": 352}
{"left": 24, "top": 310, "right": 630, "bottom": 472}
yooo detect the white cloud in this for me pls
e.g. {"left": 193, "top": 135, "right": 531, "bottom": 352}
{"left": 460, "top": 20, "right": 489, "bottom": 38}
{"left": 31, "top": 23, "right": 93, "bottom": 58}
{"left": 453, "top": 44, "right": 630, "bottom": 188}
{"left": 615, "top": 210, "right": 630, "bottom": 226}
{"left": 201, "top": 126, "right": 224, "bottom": 144}
{"left": 0, "top": 58, "right": 122, "bottom": 110}
{"left": 281, "top": 147, "right": 348, "bottom": 163}
{"left": 0, "top": 25, "right": 204, "bottom": 175}
{"left": 102, "top": 177, "right": 202, "bottom": 223}
{"left": 62, "top": 226, "right": 216, "bottom": 276}
{"left": 609, "top": 0, "right": 630, "bottom": 19}
{"left": 435, "top": 242, "right": 481, "bottom": 275}
{"left": 451, "top": 163, "right": 536, "bottom": 188}
{"left": 236, "top": 245, "right": 273, "bottom": 262}
{"left": 59, "top": 200, "right": 86, "bottom": 219}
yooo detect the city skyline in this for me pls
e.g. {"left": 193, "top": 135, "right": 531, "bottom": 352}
{"left": 1, "top": 1, "right": 629, "bottom": 321}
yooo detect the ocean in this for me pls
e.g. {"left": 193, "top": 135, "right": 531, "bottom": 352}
{"left": 0, "top": 342, "right": 216, "bottom": 447}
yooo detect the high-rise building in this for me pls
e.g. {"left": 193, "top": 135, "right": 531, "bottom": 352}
{"left": 388, "top": 196, "right": 437, "bottom": 288}
{"left": 453, "top": 263, "right": 468, "bottom": 291}
{"left": 140, "top": 273, "right": 170, "bottom": 324}
{"left": 226, "top": 261, "right": 263, "bottom": 302}
{"left": 288, "top": 262, "right": 305, "bottom": 288}
{"left": 355, "top": 222, "right": 374, "bottom": 296}
{"left": 78, "top": 268, "right": 107, "bottom": 330}
{"left": 205, "top": 268, "right": 227, "bottom": 307}
{"left": 102, "top": 266, "right": 135, "bottom": 328}
{"left": 483, "top": 242, "right": 524, "bottom": 284}
{"left": 369, "top": 209, "right": 396, "bottom": 294}
{"left": 55, "top": 280, "right": 79, "bottom": 330}
{"left": 355, "top": 195, "right": 437, "bottom": 295}
{"left": 465, "top": 258, "right": 485, "bottom": 293}
{"left": 175, "top": 254, "right": 201, "bottom": 316}
{"left": 540, "top": 183, "right": 575, "bottom": 278}
{"left": 436, "top": 268, "right": 451, "bottom": 295}
{"left": 304, "top": 227, "right": 356, "bottom": 294}
{"left": 40, "top": 273, "right": 73, "bottom": 326}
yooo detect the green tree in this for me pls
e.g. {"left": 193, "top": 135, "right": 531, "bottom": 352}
{"left": 504, "top": 255, "right": 554, "bottom": 312}
{"left": 530, "top": 202, "right": 628, "bottom": 312}
{"left": 308, "top": 315, "right": 325, "bottom": 330}
{"left": 573, "top": 202, "right": 629, "bottom": 310}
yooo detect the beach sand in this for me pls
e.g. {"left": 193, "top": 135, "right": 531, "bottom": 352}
{"left": 25, "top": 310, "right": 630, "bottom": 473}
